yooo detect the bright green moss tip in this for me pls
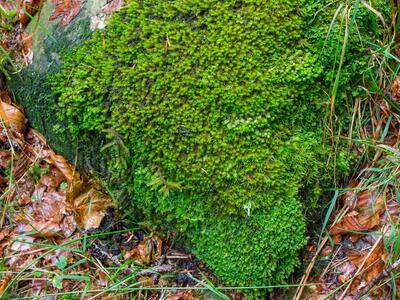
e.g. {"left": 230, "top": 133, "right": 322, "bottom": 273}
{"left": 46, "top": 0, "right": 384, "bottom": 288}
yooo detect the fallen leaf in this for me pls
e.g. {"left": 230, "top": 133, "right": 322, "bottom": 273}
{"left": 391, "top": 77, "right": 400, "bottom": 100}
{"left": 50, "top": 0, "right": 82, "bottom": 27}
{"left": 0, "top": 275, "right": 12, "bottom": 295}
{"left": 10, "top": 235, "right": 34, "bottom": 252}
{"left": 347, "top": 240, "right": 385, "bottom": 284}
{"left": 329, "top": 210, "right": 381, "bottom": 237}
{"left": 49, "top": 153, "right": 78, "bottom": 183}
{"left": 0, "top": 100, "right": 26, "bottom": 134}
{"left": 320, "top": 246, "right": 332, "bottom": 257}
{"left": 38, "top": 167, "right": 65, "bottom": 192}
{"left": 166, "top": 290, "right": 197, "bottom": 300}
{"left": 103, "top": 0, "right": 124, "bottom": 15}
{"left": 354, "top": 192, "right": 385, "bottom": 215}
{"left": 67, "top": 179, "right": 114, "bottom": 229}
{"left": 124, "top": 236, "right": 163, "bottom": 264}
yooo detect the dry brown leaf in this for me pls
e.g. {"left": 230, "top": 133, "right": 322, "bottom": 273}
{"left": 166, "top": 290, "right": 197, "bottom": 300}
{"left": 17, "top": 0, "right": 43, "bottom": 26}
{"left": 0, "top": 101, "right": 26, "bottom": 134}
{"left": 347, "top": 240, "right": 385, "bottom": 284}
{"left": 365, "top": 258, "right": 385, "bottom": 284}
{"left": 320, "top": 245, "right": 332, "bottom": 257}
{"left": 354, "top": 192, "right": 385, "bottom": 215}
{"left": 38, "top": 167, "right": 65, "bottom": 192}
{"left": 18, "top": 192, "right": 31, "bottom": 205}
{"left": 10, "top": 235, "right": 34, "bottom": 252}
{"left": 49, "top": 153, "right": 78, "bottom": 183}
{"left": 0, "top": 275, "right": 11, "bottom": 295}
{"left": 0, "top": 228, "right": 11, "bottom": 243}
{"left": 68, "top": 180, "right": 114, "bottom": 229}
{"left": 329, "top": 209, "right": 381, "bottom": 237}
{"left": 0, "top": 151, "right": 10, "bottom": 169}
{"left": 50, "top": 0, "right": 82, "bottom": 27}
{"left": 339, "top": 261, "right": 356, "bottom": 281}
{"left": 391, "top": 77, "right": 400, "bottom": 99}
{"left": 124, "top": 236, "right": 163, "bottom": 264}
{"left": 103, "top": 0, "right": 124, "bottom": 15}
{"left": 20, "top": 32, "right": 32, "bottom": 54}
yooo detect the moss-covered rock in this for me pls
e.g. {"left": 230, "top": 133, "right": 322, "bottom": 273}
{"left": 11, "top": 0, "right": 386, "bottom": 289}
{"left": 10, "top": 0, "right": 108, "bottom": 166}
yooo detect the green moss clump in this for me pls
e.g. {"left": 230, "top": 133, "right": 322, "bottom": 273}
{"left": 40, "top": 0, "right": 384, "bottom": 287}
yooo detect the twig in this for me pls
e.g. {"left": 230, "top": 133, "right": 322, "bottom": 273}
{"left": 355, "top": 257, "right": 400, "bottom": 299}
{"left": 136, "top": 265, "right": 175, "bottom": 277}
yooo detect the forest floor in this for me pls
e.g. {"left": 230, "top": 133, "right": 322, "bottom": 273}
{"left": 1, "top": 1, "right": 400, "bottom": 300}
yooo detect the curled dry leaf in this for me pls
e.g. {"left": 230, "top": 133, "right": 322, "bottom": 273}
{"left": 347, "top": 240, "right": 385, "bottom": 284}
{"left": 329, "top": 211, "right": 380, "bottom": 238}
{"left": 49, "top": 153, "right": 77, "bottom": 183}
{"left": 124, "top": 235, "right": 163, "bottom": 264}
{"left": 0, "top": 275, "right": 12, "bottom": 295}
{"left": 50, "top": 0, "right": 82, "bottom": 27}
{"left": 166, "top": 290, "right": 198, "bottom": 300}
{"left": 0, "top": 101, "right": 26, "bottom": 134}
{"left": 67, "top": 179, "right": 114, "bottom": 229}
{"left": 391, "top": 77, "right": 400, "bottom": 100}
{"left": 103, "top": 0, "right": 124, "bottom": 16}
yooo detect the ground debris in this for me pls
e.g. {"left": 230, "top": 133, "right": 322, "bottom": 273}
{"left": 49, "top": 0, "right": 82, "bottom": 27}
{"left": 296, "top": 101, "right": 400, "bottom": 299}
{"left": 0, "top": 91, "right": 232, "bottom": 299}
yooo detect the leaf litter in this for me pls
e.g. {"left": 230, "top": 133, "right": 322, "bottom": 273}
{"left": 296, "top": 79, "right": 400, "bottom": 300}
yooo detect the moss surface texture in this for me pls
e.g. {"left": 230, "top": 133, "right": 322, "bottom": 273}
{"left": 11, "top": 0, "right": 386, "bottom": 289}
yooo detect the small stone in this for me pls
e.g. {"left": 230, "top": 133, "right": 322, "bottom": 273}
{"left": 111, "top": 245, "right": 121, "bottom": 256}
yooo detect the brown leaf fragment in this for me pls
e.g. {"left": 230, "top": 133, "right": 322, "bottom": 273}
{"left": 0, "top": 151, "right": 10, "bottom": 169}
{"left": 18, "top": 192, "right": 31, "bottom": 205}
{"left": 124, "top": 236, "right": 163, "bottom": 264}
{"left": 38, "top": 167, "right": 65, "bottom": 192}
{"left": 391, "top": 77, "right": 400, "bottom": 100}
{"left": 68, "top": 179, "right": 114, "bottom": 229}
{"left": 0, "top": 100, "right": 26, "bottom": 134}
{"left": 329, "top": 209, "right": 381, "bottom": 238}
{"left": 103, "top": 0, "right": 124, "bottom": 16}
{"left": 347, "top": 240, "right": 385, "bottom": 284}
{"left": 0, "top": 228, "right": 11, "bottom": 243}
{"left": 0, "top": 275, "right": 11, "bottom": 295}
{"left": 10, "top": 235, "right": 34, "bottom": 252}
{"left": 49, "top": 153, "right": 78, "bottom": 183}
{"left": 320, "top": 245, "right": 332, "bottom": 257}
{"left": 354, "top": 192, "right": 385, "bottom": 213}
{"left": 50, "top": 0, "right": 82, "bottom": 27}
{"left": 166, "top": 290, "right": 198, "bottom": 300}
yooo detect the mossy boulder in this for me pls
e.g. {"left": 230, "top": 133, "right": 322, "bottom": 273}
{"left": 10, "top": 0, "right": 108, "bottom": 166}
{"left": 10, "top": 0, "right": 386, "bottom": 289}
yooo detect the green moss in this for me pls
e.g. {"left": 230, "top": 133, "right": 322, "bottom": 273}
{"left": 15, "top": 0, "right": 385, "bottom": 288}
